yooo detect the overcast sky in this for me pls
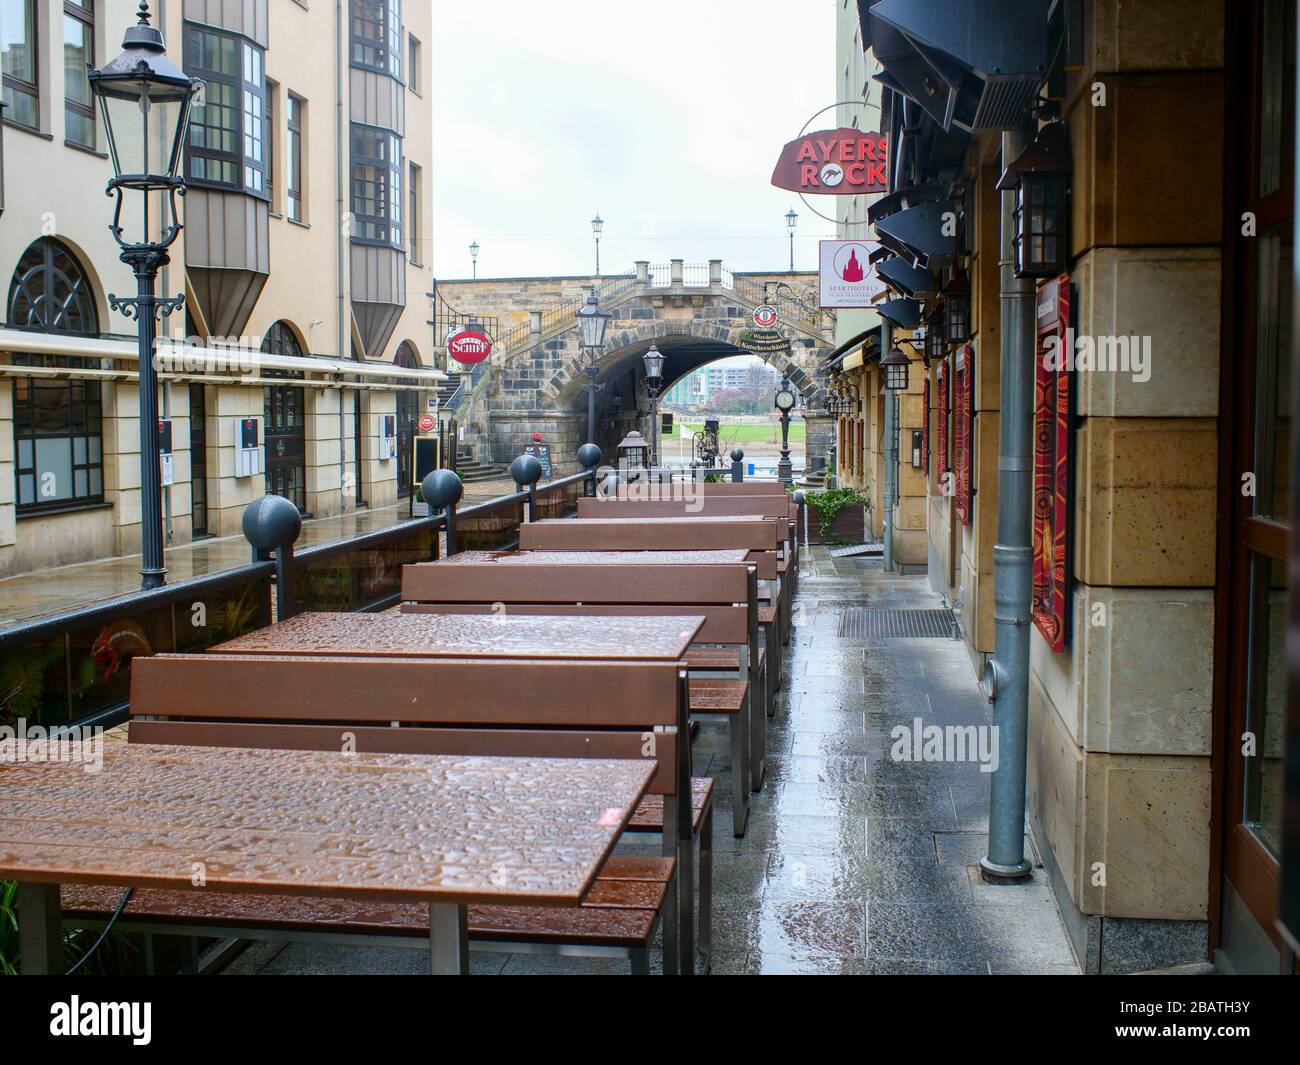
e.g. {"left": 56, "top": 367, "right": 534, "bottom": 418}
{"left": 431, "top": 0, "right": 837, "bottom": 282}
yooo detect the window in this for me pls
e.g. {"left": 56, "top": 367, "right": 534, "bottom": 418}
{"left": 350, "top": 122, "right": 402, "bottom": 248}
{"left": 287, "top": 94, "right": 304, "bottom": 222}
{"left": 7, "top": 238, "right": 104, "bottom": 514}
{"left": 1, "top": 0, "right": 38, "bottom": 130}
{"left": 408, "top": 161, "right": 420, "bottom": 261}
{"left": 63, "top": 1, "right": 94, "bottom": 148}
{"left": 184, "top": 23, "right": 267, "bottom": 196}
{"left": 351, "top": 0, "right": 401, "bottom": 80}
{"left": 408, "top": 34, "right": 420, "bottom": 92}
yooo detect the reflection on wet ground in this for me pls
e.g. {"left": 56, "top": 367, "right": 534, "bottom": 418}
{"left": 226, "top": 546, "right": 1080, "bottom": 975}
{"left": 0, "top": 478, "right": 519, "bottom": 627}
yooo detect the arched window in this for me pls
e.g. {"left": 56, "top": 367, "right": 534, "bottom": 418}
{"left": 7, "top": 238, "right": 104, "bottom": 514}
{"left": 260, "top": 321, "right": 307, "bottom": 511}
{"left": 394, "top": 342, "right": 419, "bottom": 497}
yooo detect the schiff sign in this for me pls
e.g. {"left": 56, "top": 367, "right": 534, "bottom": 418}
{"left": 447, "top": 330, "right": 492, "bottom": 365}
{"left": 770, "top": 128, "right": 889, "bottom": 195}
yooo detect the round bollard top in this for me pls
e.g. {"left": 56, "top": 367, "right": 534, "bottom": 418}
{"left": 730, "top": 447, "right": 745, "bottom": 463}
{"left": 422, "top": 469, "right": 464, "bottom": 509}
{"left": 510, "top": 454, "right": 543, "bottom": 487}
{"left": 242, "top": 494, "right": 303, "bottom": 551}
{"left": 577, "top": 442, "right": 602, "bottom": 470}
{"left": 792, "top": 490, "right": 806, "bottom": 505}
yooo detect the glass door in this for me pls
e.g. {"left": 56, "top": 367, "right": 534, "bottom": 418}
{"left": 1218, "top": 0, "right": 1294, "bottom": 972}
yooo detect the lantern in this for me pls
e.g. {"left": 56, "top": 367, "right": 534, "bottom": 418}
{"left": 943, "top": 271, "right": 971, "bottom": 344}
{"left": 997, "top": 121, "right": 1070, "bottom": 279}
{"left": 881, "top": 344, "right": 911, "bottom": 391}
{"left": 576, "top": 291, "right": 611, "bottom": 350}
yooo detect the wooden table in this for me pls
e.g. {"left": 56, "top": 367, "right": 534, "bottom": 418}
{"left": 0, "top": 742, "right": 655, "bottom": 974}
{"left": 210, "top": 611, "right": 705, "bottom": 660}
{"left": 438, "top": 549, "right": 751, "bottom": 566}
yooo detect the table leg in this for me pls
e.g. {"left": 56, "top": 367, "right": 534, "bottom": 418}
{"left": 17, "top": 882, "right": 61, "bottom": 975}
{"left": 428, "top": 902, "right": 469, "bottom": 974}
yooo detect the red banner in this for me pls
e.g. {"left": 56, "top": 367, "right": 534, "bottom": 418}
{"left": 771, "top": 127, "right": 889, "bottom": 195}
{"left": 1032, "top": 275, "right": 1073, "bottom": 652}
{"left": 953, "top": 345, "right": 974, "bottom": 527}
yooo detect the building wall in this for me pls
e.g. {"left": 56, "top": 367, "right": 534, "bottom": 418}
{"left": 0, "top": 1, "right": 436, "bottom": 576}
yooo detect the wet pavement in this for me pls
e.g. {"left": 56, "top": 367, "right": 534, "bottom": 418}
{"left": 225, "top": 546, "right": 1080, "bottom": 976}
{"left": 0, "top": 477, "right": 519, "bottom": 627}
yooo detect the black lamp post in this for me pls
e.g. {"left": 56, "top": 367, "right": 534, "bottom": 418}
{"left": 642, "top": 343, "right": 665, "bottom": 468}
{"left": 774, "top": 373, "right": 796, "bottom": 486}
{"left": 469, "top": 240, "right": 479, "bottom": 279}
{"left": 89, "top": 1, "right": 201, "bottom": 590}
{"left": 591, "top": 213, "right": 604, "bottom": 276}
{"left": 576, "top": 291, "right": 611, "bottom": 446}
{"left": 785, "top": 207, "right": 798, "bottom": 271}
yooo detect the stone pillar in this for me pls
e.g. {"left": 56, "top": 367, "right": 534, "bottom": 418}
{"left": 307, "top": 387, "right": 343, "bottom": 517}
{"left": 102, "top": 379, "right": 142, "bottom": 556}
{"left": 635, "top": 261, "right": 650, "bottom": 285}
{"left": 0, "top": 379, "right": 15, "bottom": 576}
{"left": 206, "top": 383, "right": 263, "bottom": 539}
{"left": 529, "top": 310, "right": 542, "bottom": 334}
{"left": 708, "top": 259, "right": 723, "bottom": 287}
{"left": 367, "top": 389, "right": 399, "bottom": 508}
{"left": 670, "top": 259, "right": 684, "bottom": 285}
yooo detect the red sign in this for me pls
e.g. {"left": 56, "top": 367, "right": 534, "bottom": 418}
{"left": 771, "top": 127, "right": 889, "bottom": 195}
{"left": 447, "top": 330, "right": 492, "bottom": 364}
{"left": 753, "top": 305, "right": 779, "bottom": 328}
{"left": 418, "top": 415, "right": 436, "bottom": 434}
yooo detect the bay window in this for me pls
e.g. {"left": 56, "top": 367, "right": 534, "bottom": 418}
{"left": 1, "top": 0, "right": 38, "bottom": 130}
{"left": 184, "top": 23, "right": 267, "bottom": 196}
{"left": 352, "top": 0, "right": 402, "bottom": 80}
{"left": 351, "top": 122, "right": 402, "bottom": 248}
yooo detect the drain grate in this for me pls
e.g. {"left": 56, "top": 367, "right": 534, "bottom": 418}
{"left": 852, "top": 558, "right": 885, "bottom": 570}
{"left": 837, "top": 608, "right": 958, "bottom": 639}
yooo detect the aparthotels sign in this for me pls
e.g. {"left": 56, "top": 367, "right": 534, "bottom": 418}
{"left": 819, "top": 240, "right": 886, "bottom": 308}
{"left": 771, "top": 127, "right": 889, "bottom": 195}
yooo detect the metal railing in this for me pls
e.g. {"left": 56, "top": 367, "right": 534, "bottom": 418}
{"left": 0, "top": 563, "right": 275, "bottom": 732}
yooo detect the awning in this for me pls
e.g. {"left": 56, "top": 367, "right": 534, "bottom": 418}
{"left": 878, "top": 298, "right": 922, "bottom": 329}
{"left": 875, "top": 257, "right": 938, "bottom": 299}
{"left": 824, "top": 326, "right": 880, "bottom": 365}
{"left": 0, "top": 328, "right": 448, "bottom": 386}
{"left": 868, "top": 180, "right": 946, "bottom": 225}
{"left": 868, "top": 0, "right": 1051, "bottom": 133}
{"left": 842, "top": 350, "right": 865, "bottom": 371}
{"left": 875, "top": 201, "right": 958, "bottom": 266}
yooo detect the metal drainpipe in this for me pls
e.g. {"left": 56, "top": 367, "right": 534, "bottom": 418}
{"left": 881, "top": 319, "right": 895, "bottom": 571}
{"left": 980, "top": 120, "right": 1038, "bottom": 882}
{"left": 336, "top": 0, "right": 348, "bottom": 510}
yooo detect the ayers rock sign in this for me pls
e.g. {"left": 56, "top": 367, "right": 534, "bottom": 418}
{"left": 771, "top": 127, "right": 889, "bottom": 195}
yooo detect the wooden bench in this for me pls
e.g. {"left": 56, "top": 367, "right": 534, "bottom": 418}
{"left": 400, "top": 555, "right": 763, "bottom": 831}
{"left": 66, "top": 634, "right": 705, "bottom": 975}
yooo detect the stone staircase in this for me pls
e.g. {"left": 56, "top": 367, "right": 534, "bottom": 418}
{"left": 455, "top": 444, "right": 507, "bottom": 484}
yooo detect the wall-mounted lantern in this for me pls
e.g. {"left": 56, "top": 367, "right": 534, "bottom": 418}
{"left": 943, "top": 271, "right": 971, "bottom": 343}
{"left": 881, "top": 344, "right": 911, "bottom": 391}
{"left": 997, "top": 121, "right": 1070, "bottom": 278}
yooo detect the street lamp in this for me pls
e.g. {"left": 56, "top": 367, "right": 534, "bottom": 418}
{"left": 576, "top": 291, "right": 612, "bottom": 449}
{"left": 88, "top": 0, "right": 201, "bottom": 590}
{"left": 785, "top": 207, "right": 798, "bottom": 271}
{"left": 774, "top": 373, "right": 797, "bottom": 486}
{"left": 469, "top": 240, "right": 479, "bottom": 279}
{"left": 591, "top": 213, "right": 604, "bottom": 277}
{"left": 642, "top": 343, "right": 665, "bottom": 469}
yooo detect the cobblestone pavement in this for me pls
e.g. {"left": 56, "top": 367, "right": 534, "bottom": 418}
{"left": 0, "top": 477, "right": 520, "bottom": 627}
{"left": 226, "top": 546, "right": 1080, "bottom": 976}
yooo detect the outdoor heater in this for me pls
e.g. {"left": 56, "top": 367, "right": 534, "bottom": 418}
{"left": 88, "top": 0, "right": 202, "bottom": 589}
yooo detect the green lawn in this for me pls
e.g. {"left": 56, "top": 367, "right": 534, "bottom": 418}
{"left": 681, "top": 421, "right": 807, "bottom": 445}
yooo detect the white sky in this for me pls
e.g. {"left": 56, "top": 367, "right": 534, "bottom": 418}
{"left": 431, "top": 0, "right": 838, "bottom": 281}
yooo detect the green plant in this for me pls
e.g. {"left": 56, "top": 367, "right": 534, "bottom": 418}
{"left": 1, "top": 879, "right": 17, "bottom": 975}
{"left": 804, "top": 486, "right": 869, "bottom": 544}
{"left": 0, "top": 880, "right": 137, "bottom": 975}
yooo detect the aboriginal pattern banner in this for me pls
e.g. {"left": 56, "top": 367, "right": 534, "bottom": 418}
{"left": 1032, "top": 275, "right": 1073, "bottom": 652}
{"left": 935, "top": 362, "right": 948, "bottom": 486}
{"left": 953, "top": 344, "right": 974, "bottom": 526}
{"left": 923, "top": 377, "right": 931, "bottom": 475}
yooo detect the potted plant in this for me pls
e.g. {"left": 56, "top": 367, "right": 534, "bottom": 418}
{"left": 803, "top": 486, "right": 870, "bottom": 545}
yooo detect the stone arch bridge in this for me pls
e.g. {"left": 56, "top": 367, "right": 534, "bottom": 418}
{"left": 435, "top": 261, "right": 836, "bottom": 472}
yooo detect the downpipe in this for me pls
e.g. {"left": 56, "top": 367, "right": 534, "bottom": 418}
{"left": 881, "top": 319, "right": 895, "bottom": 571}
{"left": 980, "top": 122, "right": 1037, "bottom": 882}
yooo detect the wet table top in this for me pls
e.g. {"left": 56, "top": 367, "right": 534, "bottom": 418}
{"left": 441, "top": 549, "right": 751, "bottom": 566}
{"left": 519, "top": 516, "right": 780, "bottom": 554}
{"left": 0, "top": 743, "right": 654, "bottom": 905}
{"left": 212, "top": 611, "right": 704, "bottom": 660}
